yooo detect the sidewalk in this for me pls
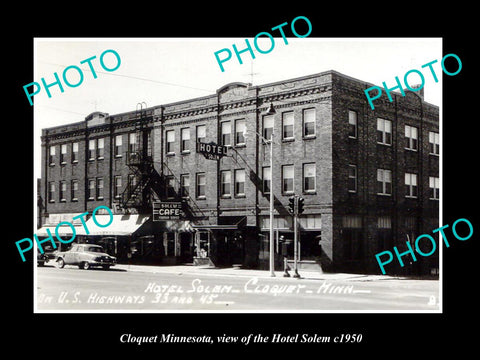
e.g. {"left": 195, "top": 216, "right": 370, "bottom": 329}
{"left": 114, "top": 263, "right": 403, "bottom": 282}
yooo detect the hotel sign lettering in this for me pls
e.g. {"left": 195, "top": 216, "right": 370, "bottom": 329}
{"left": 196, "top": 141, "right": 228, "bottom": 160}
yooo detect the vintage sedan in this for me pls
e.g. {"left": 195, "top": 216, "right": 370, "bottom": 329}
{"left": 55, "top": 244, "right": 116, "bottom": 270}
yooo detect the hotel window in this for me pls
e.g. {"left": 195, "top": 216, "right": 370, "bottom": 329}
{"left": 220, "top": 170, "right": 231, "bottom": 197}
{"left": 71, "top": 180, "right": 78, "bottom": 201}
{"left": 282, "top": 165, "right": 294, "bottom": 194}
{"left": 303, "top": 163, "right": 316, "bottom": 193}
{"left": 88, "top": 139, "right": 96, "bottom": 160}
{"left": 49, "top": 146, "right": 55, "bottom": 165}
{"left": 180, "top": 174, "right": 190, "bottom": 198}
{"left": 97, "top": 138, "right": 105, "bottom": 159}
{"left": 114, "top": 135, "right": 122, "bottom": 157}
{"left": 235, "top": 119, "right": 245, "bottom": 146}
{"left": 221, "top": 122, "right": 231, "bottom": 146}
{"left": 405, "top": 125, "right": 418, "bottom": 151}
{"left": 262, "top": 166, "right": 271, "bottom": 194}
{"left": 303, "top": 108, "right": 315, "bottom": 137}
{"left": 114, "top": 176, "right": 122, "bottom": 199}
{"left": 405, "top": 173, "right": 418, "bottom": 198}
{"left": 377, "top": 169, "right": 392, "bottom": 195}
{"left": 377, "top": 118, "right": 392, "bottom": 145}
{"left": 48, "top": 182, "right": 55, "bottom": 202}
{"left": 282, "top": 112, "right": 294, "bottom": 140}
{"left": 96, "top": 178, "right": 104, "bottom": 200}
{"left": 128, "top": 174, "right": 137, "bottom": 199}
{"left": 197, "top": 125, "right": 206, "bottom": 143}
{"left": 60, "top": 144, "right": 67, "bottom": 164}
{"left": 429, "top": 131, "right": 439, "bottom": 155}
{"left": 87, "top": 179, "right": 95, "bottom": 200}
{"left": 59, "top": 181, "right": 67, "bottom": 202}
{"left": 348, "top": 110, "right": 358, "bottom": 138}
{"left": 166, "top": 130, "right": 175, "bottom": 154}
{"left": 181, "top": 128, "right": 190, "bottom": 153}
{"left": 429, "top": 176, "right": 440, "bottom": 200}
{"left": 128, "top": 133, "right": 137, "bottom": 154}
{"left": 72, "top": 142, "right": 78, "bottom": 163}
{"left": 263, "top": 115, "right": 274, "bottom": 141}
{"left": 348, "top": 164, "right": 357, "bottom": 193}
{"left": 234, "top": 169, "right": 245, "bottom": 197}
{"left": 196, "top": 173, "right": 206, "bottom": 198}
{"left": 166, "top": 176, "right": 176, "bottom": 198}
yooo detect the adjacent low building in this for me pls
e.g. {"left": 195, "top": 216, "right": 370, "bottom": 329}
{"left": 37, "top": 70, "right": 439, "bottom": 274}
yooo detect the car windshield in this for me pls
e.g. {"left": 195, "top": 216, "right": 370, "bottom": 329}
{"left": 86, "top": 247, "right": 104, "bottom": 253}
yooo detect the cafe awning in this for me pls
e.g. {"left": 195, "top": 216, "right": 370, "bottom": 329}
{"left": 75, "top": 214, "right": 150, "bottom": 236}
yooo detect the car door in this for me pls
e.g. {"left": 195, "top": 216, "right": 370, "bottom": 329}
{"left": 64, "top": 245, "right": 77, "bottom": 264}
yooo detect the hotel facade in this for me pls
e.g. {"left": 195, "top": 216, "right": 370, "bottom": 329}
{"left": 38, "top": 70, "right": 440, "bottom": 275}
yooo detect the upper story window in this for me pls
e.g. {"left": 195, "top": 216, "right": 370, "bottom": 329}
{"left": 405, "top": 125, "right": 418, "bottom": 151}
{"left": 235, "top": 119, "right": 246, "bottom": 146}
{"left": 429, "top": 131, "right": 439, "bottom": 155}
{"left": 180, "top": 174, "right": 190, "bottom": 198}
{"left": 234, "top": 169, "right": 246, "bottom": 197}
{"left": 377, "top": 118, "right": 392, "bottom": 145}
{"left": 405, "top": 173, "right": 418, "bottom": 198}
{"left": 59, "top": 181, "right": 67, "bottom": 202}
{"left": 263, "top": 115, "right": 274, "bottom": 141}
{"left": 60, "top": 144, "right": 67, "bottom": 165}
{"left": 49, "top": 146, "right": 55, "bottom": 166}
{"left": 303, "top": 108, "right": 315, "bottom": 138}
{"left": 128, "top": 133, "right": 137, "bottom": 154}
{"left": 181, "top": 128, "right": 190, "bottom": 153}
{"left": 166, "top": 176, "right": 176, "bottom": 198}
{"left": 114, "top": 176, "right": 122, "bottom": 199}
{"left": 166, "top": 130, "right": 175, "bottom": 155}
{"left": 282, "top": 112, "right": 294, "bottom": 140}
{"left": 96, "top": 178, "right": 104, "bottom": 200}
{"left": 221, "top": 122, "right": 231, "bottom": 146}
{"left": 429, "top": 176, "right": 440, "bottom": 200}
{"left": 71, "top": 180, "right": 78, "bottom": 201}
{"left": 196, "top": 172, "right": 206, "bottom": 198}
{"left": 88, "top": 139, "right": 96, "bottom": 161}
{"left": 303, "top": 163, "right": 316, "bottom": 193}
{"left": 114, "top": 135, "right": 122, "bottom": 157}
{"left": 262, "top": 166, "right": 271, "bottom": 194}
{"left": 48, "top": 182, "right": 55, "bottom": 202}
{"left": 72, "top": 142, "right": 79, "bottom": 163}
{"left": 348, "top": 164, "right": 357, "bottom": 193}
{"left": 377, "top": 169, "right": 392, "bottom": 195}
{"left": 97, "top": 138, "right": 105, "bottom": 159}
{"left": 220, "top": 170, "right": 231, "bottom": 197}
{"left": 282, "top": 164, "right": 294, "bottom": 194}
{"left": 197, "top": 125, "right": 206, "bottom": 143}
{"left": 348, "top": 110, "right": 358, "bottom": 138}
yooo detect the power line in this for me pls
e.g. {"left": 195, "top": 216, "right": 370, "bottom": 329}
{"left": 37, "top": 60, "right": 214, "bottom": 93}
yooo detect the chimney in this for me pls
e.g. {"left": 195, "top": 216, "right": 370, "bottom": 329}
{"left": 408, "top": 84, "right": 424, "bottom": 100}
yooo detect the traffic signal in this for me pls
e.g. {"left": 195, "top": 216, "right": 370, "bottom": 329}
{"left": 297, "top": 197, "right": 305, "bottom": 214}
{"left": 288, "top": 196, "right": 296, "bottom": 214}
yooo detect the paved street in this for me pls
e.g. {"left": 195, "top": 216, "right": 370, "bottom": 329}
{"left": 36, "top": 264, "right": 440, "bottom": 312}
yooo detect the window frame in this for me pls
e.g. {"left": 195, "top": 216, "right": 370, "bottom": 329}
{"left": 220, "top": 170, "right": 231, "bottom": 197}
{"left": 302, "top": 108, "right": 316, "bottom": 138}
{"left": 282, "top": 111, "right": 294, "bottom": 141}
{"left": 282, "top": 164, "right": 294, "bottom": 194}
{"left": 377, "top": 118, "right": 392, "bottom": 146}
{"left": 377, "top": 168, "right": 392, "bottom": 196}
{"left": 429, "top": 176, "right": 440, "bottom": 200}
{"left": 348, "top": 164, "right": 357, "bottom": 193}
{"left": 234, "top": 169, "right": 246, "bottom": 197}
{"left": 181, "top": 127, "right": 190, "bottom": 154}
{"left": 220, "top": 121, "right": 231, "bottom": 147}
{"left": 405, "top": 172, "right": 418, "bottom": 198}
{"left": 405, "top": 125, "right": 418, "bottom": 151}
{"left": 196, "top": 172, "right": 206, "bottom": 199}
{"left": 262, "top": 166, "right": 271, "bottom": 194}
{"left": 348, "top": 110, "right": 358, "bottom": 139}
{"left": 429, "top": 131, "right": 440, "bottom": 155}
{"left": 302, "top": 163, "right": 316, "bottom": 193}
{"left": 166, "top": 130, "right": 175, "bottom": 155}
{"left": 234, "top": 119, "right": 246, "bottom": 147}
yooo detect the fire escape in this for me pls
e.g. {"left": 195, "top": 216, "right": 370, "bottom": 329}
{"left": 119, "top": 103, "right": 163, "bottom": 213}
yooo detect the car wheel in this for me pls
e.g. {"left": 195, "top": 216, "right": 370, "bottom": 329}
{"left": 82, "top": 262, "right": 90, "bottom": 270}
{"left": 57, "top": 258, "right": 65, "bottom": 269}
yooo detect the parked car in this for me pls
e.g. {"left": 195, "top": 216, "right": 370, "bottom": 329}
{"left": 55, "top": 244, "right": 116, "bottom": 270}
{"left": 37, "top": 245, "right": 58, "bottom": 266}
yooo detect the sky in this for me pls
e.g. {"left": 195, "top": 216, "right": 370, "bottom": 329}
{"left": 33, "top": 37, "right": 443, "bottom": 179}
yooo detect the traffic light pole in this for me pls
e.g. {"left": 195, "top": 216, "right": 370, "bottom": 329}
{"left": 293, "top": 196, "right": 300, "bottom": 278}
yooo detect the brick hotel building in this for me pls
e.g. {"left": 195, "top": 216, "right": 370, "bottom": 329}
{"left": 37, "top": 70, "right": 439, "bottom": 274}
